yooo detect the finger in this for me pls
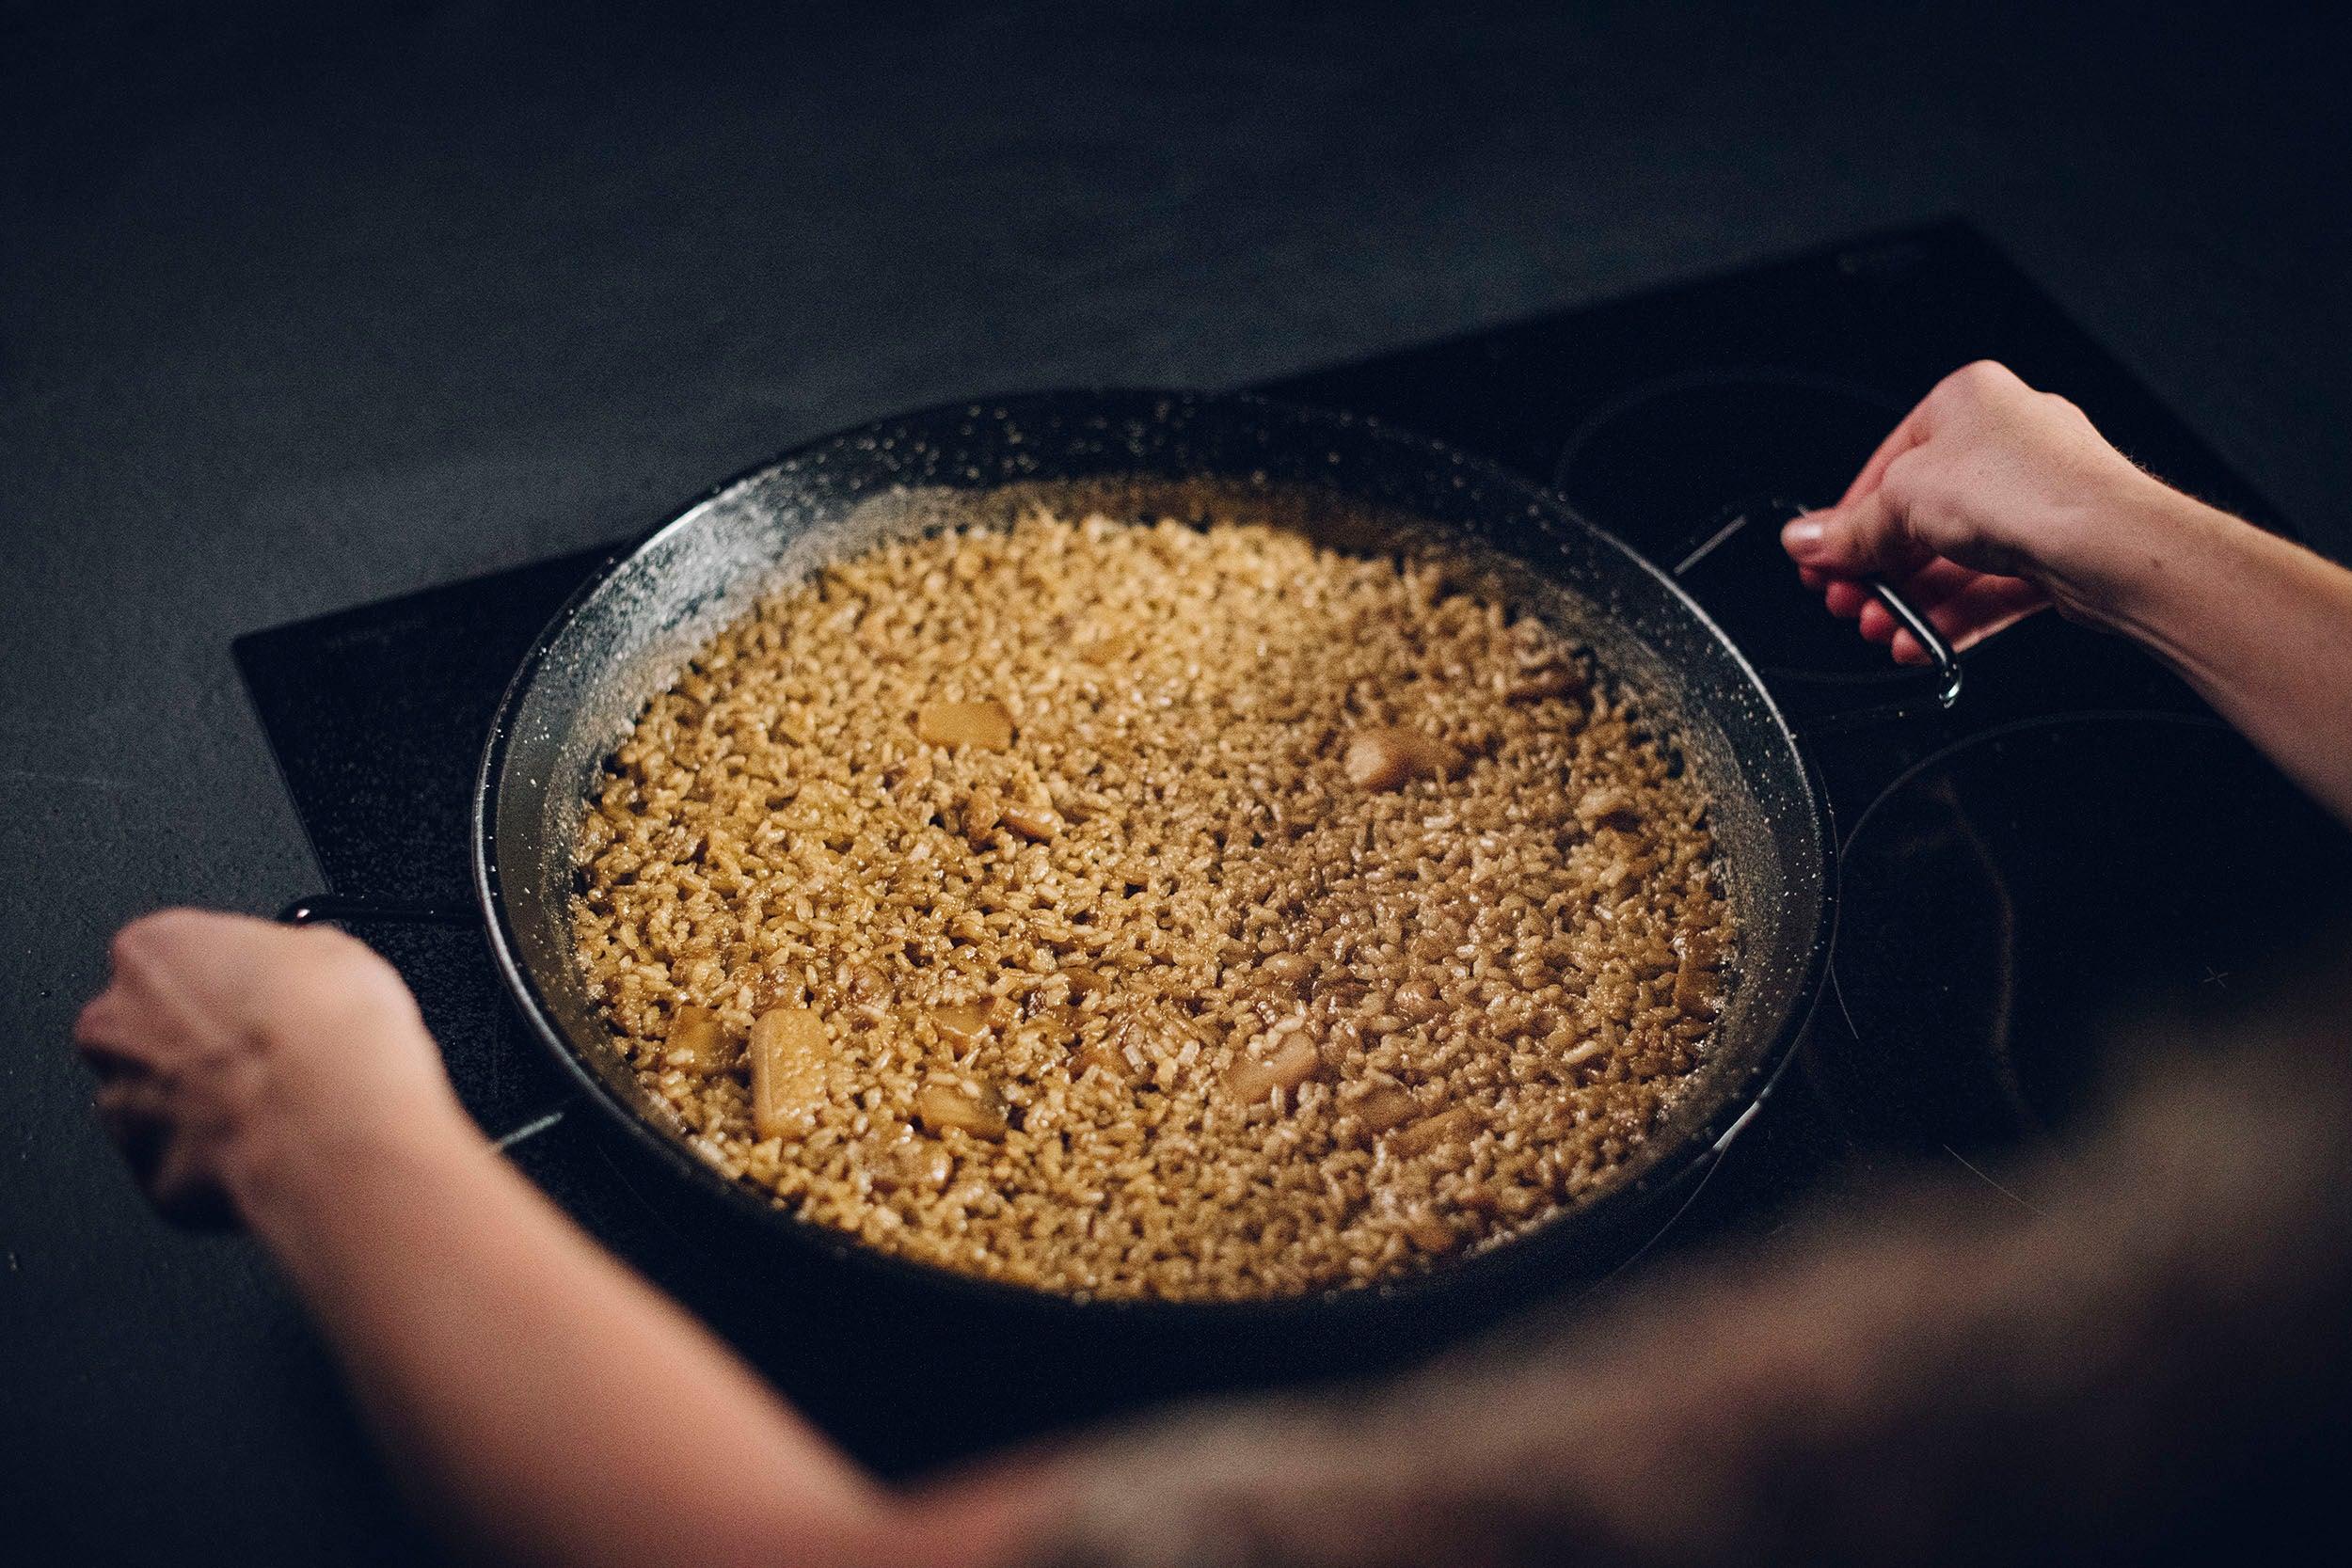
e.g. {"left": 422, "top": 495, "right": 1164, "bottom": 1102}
{"left": 1856, "top": 599, "right": 1900, "bottom": 645}
{"left": 1858, "top": 573, "right": 1976, "bottom": 644}
{"left": 1823, "top": 561, "right": 1980, "bottom": 626}
{"left": 107, "top": 909, "right": 185, "bottom": 981}
{"left": 73, "top": 991, "right": 156, "bottom": 1074}
{"left": 1797, "top": 565, "right": 1827, "bottom": 591}
{"left": 1862, "top": 574, "right": 2046, "bottom": 643}
{"left": 1822, "top": 579, "right": 1871, "bottom": 620}
{"left": 74, "top": 990, "right": 119, "bottom": 1047}
{"left": 1828, "top": 558, "right": 2009, "bottom": 640}
{"left": 93, "top": 1080, "right": 240, "bottom": 1228}
{"left": 94, "top": 1072, "right": 171, "bottom": 1131}
{"left": 109, "top": 907, "right": 216, "bottom": 1000}
{"left": 1828, "top": 560, "right": 1993, "bottom": 642}
{"left": 1880, "top": 557, "right": 1986, "bottom": 607}
{"left": 106, "top": 911, "right": 266, "bottom": 1069}
{"left": 1783, "top": 489, "right": 1934, "bottom": 579}
{"left": 1867, "top": 578, "right": 2050, "bottom": 663}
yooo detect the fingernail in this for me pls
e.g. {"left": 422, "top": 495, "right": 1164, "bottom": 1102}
{"left": 1780, "top": 516, "right": 1826, "bottom": 557}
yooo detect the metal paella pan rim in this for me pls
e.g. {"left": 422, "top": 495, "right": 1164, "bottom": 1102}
{"left": 469, "top": 387, "right": 1836, "bottom": 1326}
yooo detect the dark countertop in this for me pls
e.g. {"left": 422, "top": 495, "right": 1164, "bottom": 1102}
{"left": 5, "top": 3, "right": 2346, "bottom": 1560}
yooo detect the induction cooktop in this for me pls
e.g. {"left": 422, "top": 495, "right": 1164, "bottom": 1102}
{"left": 233, "top": 219, "right": 2352, "bottom": 1471}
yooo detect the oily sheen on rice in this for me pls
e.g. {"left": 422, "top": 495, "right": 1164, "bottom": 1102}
{"left": 569, "top": 510, "right": 1734, "bottom": 1301}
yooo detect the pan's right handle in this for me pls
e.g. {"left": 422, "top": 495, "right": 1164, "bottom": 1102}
{"left": 1788, "top": 579, "right": 1963, "bottom": 736}
{"left": 1862, "top": 579, "right": 1963, "bottom": 708}
{"left": 276, "top": 894, "right": 570, "bottom": 1151}
{"left": 1674, "top": 497, "right": 1963, "bottom": 736}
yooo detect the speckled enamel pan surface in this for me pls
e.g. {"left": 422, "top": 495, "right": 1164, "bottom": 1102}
{"left": 473, "top": 389, "right": 1835, "bottom": 1325}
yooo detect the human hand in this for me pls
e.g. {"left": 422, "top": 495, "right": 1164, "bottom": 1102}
{"left": 1780, "top": 360, "right": 2178, "bottom": 664}
{"left": 73, "top": 910, "right": 465, "bottom": 1226}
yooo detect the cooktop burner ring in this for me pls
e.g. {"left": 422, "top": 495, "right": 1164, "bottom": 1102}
{"left": 1550, "top": 370, "right": 1921, "bottom": 683}
{"left": 1820, "top": 708, "right": 2352, "bottom": 1161}
{"left": 1552, "top": 366, "right": 1906, "bottom": 502}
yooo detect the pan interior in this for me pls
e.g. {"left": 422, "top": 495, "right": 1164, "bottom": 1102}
{"left": 480, "top": 394, "right": 1827, "bottom": 1271}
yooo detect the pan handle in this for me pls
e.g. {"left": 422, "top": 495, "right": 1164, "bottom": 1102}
{"left": 276, "top": 894, "right": 569, "bottom": 1150}
{"left": 1673, "top": 497, "right": 1962, "bottom": 735}
{"left": 278, "top": 893, "right": 475, "bottom": 927}
{"left": 1867, "top": 580, "right": 1964, "bottom": 707}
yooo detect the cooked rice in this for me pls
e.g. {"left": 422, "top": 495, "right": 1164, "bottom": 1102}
{"left": 569, "top": 509, "right": 1733, "bottom": 1301}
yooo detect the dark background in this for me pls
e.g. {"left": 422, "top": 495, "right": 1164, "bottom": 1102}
{"left": 4, "top": 2, "right": 2347, "bottom": 1560}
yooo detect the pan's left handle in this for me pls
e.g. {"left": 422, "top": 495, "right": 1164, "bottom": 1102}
{"left": 1674, "top": 497, "right": 1962, "bottom": 736}
{"left": 276, "top": 894, "right": 569, "bottom": 1151}
{"left": 278, "top": 894, "right": 474, "bottom": 927}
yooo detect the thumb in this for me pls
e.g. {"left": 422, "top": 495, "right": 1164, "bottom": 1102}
{"left": 1780, "top": 491, "right": 1931, "bottom": 578}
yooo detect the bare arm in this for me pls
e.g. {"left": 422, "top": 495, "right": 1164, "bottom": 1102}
{"left": 1780, "top": 359, "right": 2352, "bottom": 826}
{"left": 2095, "top": 492, "right": 2352, "bottom": 827}
{"left": 74, "top": 912, "right": 1057, "bottom": 1568}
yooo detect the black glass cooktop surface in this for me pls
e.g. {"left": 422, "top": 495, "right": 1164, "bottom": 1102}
{"left": 234, "top": 220, "right": 2350, "bottom": 1469}
{"left": 1826, "top": 712, "right": 2352, "bottom": 1159}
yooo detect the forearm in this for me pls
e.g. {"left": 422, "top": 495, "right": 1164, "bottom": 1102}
{"left": 2090, "top": 490, "right": 2352, "bottom": 827}
{"left": 77, "top": 914, "right": 1059, "bottom": 1565}
{"left": 231, "top": 1105, "right": 901, "bottom": 1568}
